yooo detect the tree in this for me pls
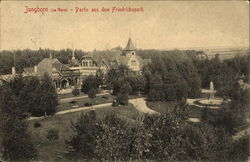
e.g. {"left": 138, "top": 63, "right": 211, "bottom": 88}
{"left": 116, "top": 93, "right": 129, "bottom": 106}
{"left": 0, "top": 80, "right": 37, "bottom": 161}
{"left": 94, "top": 113, "right": 130, "bottom": 160}
{"left": 18, "top": 76, "right": 40, "bottom": 116}
{"left": 81, "top": 75, "right": 98, "bottom": 94}
{"left": 88, "top": 88, "right": 97, "bottom": 99}
{"left": 66, "top": 111, "right": 98, "bottom": 159}
{"left": 35, "top": 73, "right": 58, "bottom": 116}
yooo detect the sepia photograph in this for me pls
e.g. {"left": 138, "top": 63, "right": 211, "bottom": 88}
{"left": 0, "top": 0, "right": 249, "bottom": 161}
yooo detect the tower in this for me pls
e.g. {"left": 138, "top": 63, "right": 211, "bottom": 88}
{"left": 123, "top": 37, "right": 136, "bottom": 58}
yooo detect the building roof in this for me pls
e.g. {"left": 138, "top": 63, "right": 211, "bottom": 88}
{"left": 37, "top": 58, "right": 70, "bottom": 76}
{"left": 82, "top": 50, "right": 122, "bottom": 66}
{"left": 124, "top": 38, "right": 136, "bottom": 51}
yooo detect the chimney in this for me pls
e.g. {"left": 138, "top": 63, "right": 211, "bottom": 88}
{"left": 12, "top": 67, "right": 16, "bottom": 75}
{"left": 34, "top": 65, "right": 37, "bottom": 73}
{"left": 49, "top": 52, "right": 52, "bottom": 59}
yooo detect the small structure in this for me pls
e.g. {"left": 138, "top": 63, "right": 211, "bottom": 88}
{"left": 209, "top": 81, "right": 215, "bottom": 102}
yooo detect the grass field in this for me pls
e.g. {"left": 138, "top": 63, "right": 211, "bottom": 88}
{"left": 146, "top": 101, "right": 177, "bottom": 114}
{"left": 57, "top": 93, "right": 143, "bottom": 112}
{"left": 58, "top": 91, "right": 86, "bottom": 100}
{"left": 28, "top": 104, "right": 139, "bottom": 161}
{"left": 147, "top": 101, "right": 203, "bottom": 118}
{"left": 57, "top": 94, "right": 115, "bottom": 111}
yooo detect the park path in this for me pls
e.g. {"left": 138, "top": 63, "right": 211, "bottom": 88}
{"left": 59, "top": 92, "right": 109, "bottom": 103}
{"left": 233, "top": 127, "right": 250, "bottom": 140}
{"left": 28, "top": 102, "right": 112, "bottom": 120}
{"left": 130, "top": 98, "right": 158, "bottom": 114}
{"left": 28, "top": 97, "right": 157, "bottom": 121}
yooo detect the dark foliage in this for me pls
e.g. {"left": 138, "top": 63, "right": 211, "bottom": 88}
{"left": 66, "top": 111, "right": 98, "bottom": 159}
{"left": 116, "top": 92, "right": 129, "bottom": 106}
{"left": 66, "top": 111, "right": 247, "bottom": 161}
{"left": 72, "top": 87, "right": 80, "bottom": 97}
{"left": 81, "top": 75, "right": 99, "bottom": 95}
{"left": 34, "top": 122, "right": 41, "bottom": 128}
{"left": 0, "top": 82, "right": 37, "bottom": 161}
{"left": 106, "top": 65, "right": 144, "bottom": 95}
{"left": 47, "top": 129, "right": 59, "bottom": 141}
{"left": 84, "top": 102, "right": 93, "bottom": 106}
{"left": 88, "top": 88, "right": 97, "bottom": 99}
{"left": 143, "top": 55, "right": 201, "bottom": 101}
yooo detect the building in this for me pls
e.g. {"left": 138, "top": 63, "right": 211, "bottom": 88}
{"left": 1, "top": 38, "right": 151, "bottom": 89}
{"left": 23, "top": 53, "right": 81, "bottom": 89}
{"left": 71, "top": 38, "right": 151, "bottom": 76}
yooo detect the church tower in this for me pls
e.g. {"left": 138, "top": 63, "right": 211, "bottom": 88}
{"left": 123, "top": 38, "right": 136, "bottom": 58}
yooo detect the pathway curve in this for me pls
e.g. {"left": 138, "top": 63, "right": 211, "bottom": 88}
{"left": 130, "top": 98, "right": 158, "bottom": 114}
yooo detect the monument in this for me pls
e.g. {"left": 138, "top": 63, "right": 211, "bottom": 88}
{"left": 209, "top": 81, "right": 215, "bottom": 103}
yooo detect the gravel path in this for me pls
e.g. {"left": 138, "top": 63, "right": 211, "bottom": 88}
{"left": 28, "top": 102, "right": 112, "bottom": 120}
{"left": 130, "top": 98, "right": 158, "bottom": 114}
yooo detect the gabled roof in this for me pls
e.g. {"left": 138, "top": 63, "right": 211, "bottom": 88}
{"left": 124, "top": 38, "right": 136, "bottom": 51}
{"left": 37, "top": 58, "right": 70, "bottom": 75}
{"left": 81, "top": 50, "right": 122, "bottom": 66}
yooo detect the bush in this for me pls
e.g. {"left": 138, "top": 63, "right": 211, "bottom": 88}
{"left": 88, "top": 88, "right": 97, "bottom": 99}
{"left": 117, "top": 93, "right": 129, "bottom": 105}
{"left": 112, "top": 99, "right": 119, "bottom": 107}
{"left": 72, "top": 87, "right": 80, "bottom": 97}
{"left": 85, "top": 102, "right": 92, "bottom": 106}
{"left": 70, "top": 100, "right": 77, "bottom": 104}
{"left": 34, "top": 122, "right": 41, "bottom": 128}
{"left": 47, "top": 129, "right": 59, "bottom": 141}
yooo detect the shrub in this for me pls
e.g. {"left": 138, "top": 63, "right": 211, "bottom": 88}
{"left": 85, "top": 102, "right": 92, "bottom": 106}
{"left": 72, "top": 87, "right": 80, "bottom": 97}
{"left": 88, "top": 88, "right": 97, "bottom": 99}
{"left": 112, "top": 99, "right": 119, "bottom": 107}
{"left": 34, "top": 122, "right": 41, "bottom": 128}
{"left": 70, "top": 100, "right": 77, "bottom": 104}
{"left": 117, "top": 93, "right": 129, "bottom": 105}
{"left": 47, "top": 129, "right": 59, "bottom": 141}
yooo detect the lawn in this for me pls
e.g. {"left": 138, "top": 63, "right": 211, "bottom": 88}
{"left": 147, "top": 101, "right": 204, "bottom": 118}
{"left": 58, "top": 91, "right": 86, "bottom": 100}
{"left": 28, "top": 104, "right": 139, "bottom": 161}
{"left": 57, "top": 93, "right": 142, "bottom": 112}
{"left": 146, "top": 101, "right": 177, "bottom": 114}
{"left": 57, "top": 94, "right": 115, "bottom": 112}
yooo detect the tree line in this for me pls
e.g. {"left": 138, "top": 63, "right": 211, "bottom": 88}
{"left": 0, "top": 49, "right": 86, "bottom": 74}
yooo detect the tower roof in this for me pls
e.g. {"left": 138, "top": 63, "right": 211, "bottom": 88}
{"left": 124, "top": 38, "right": 136, "bottom": 51}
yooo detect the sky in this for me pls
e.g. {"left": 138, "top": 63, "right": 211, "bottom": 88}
{"left": 1, "top": 1, "right": 249, "bottom": 51}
